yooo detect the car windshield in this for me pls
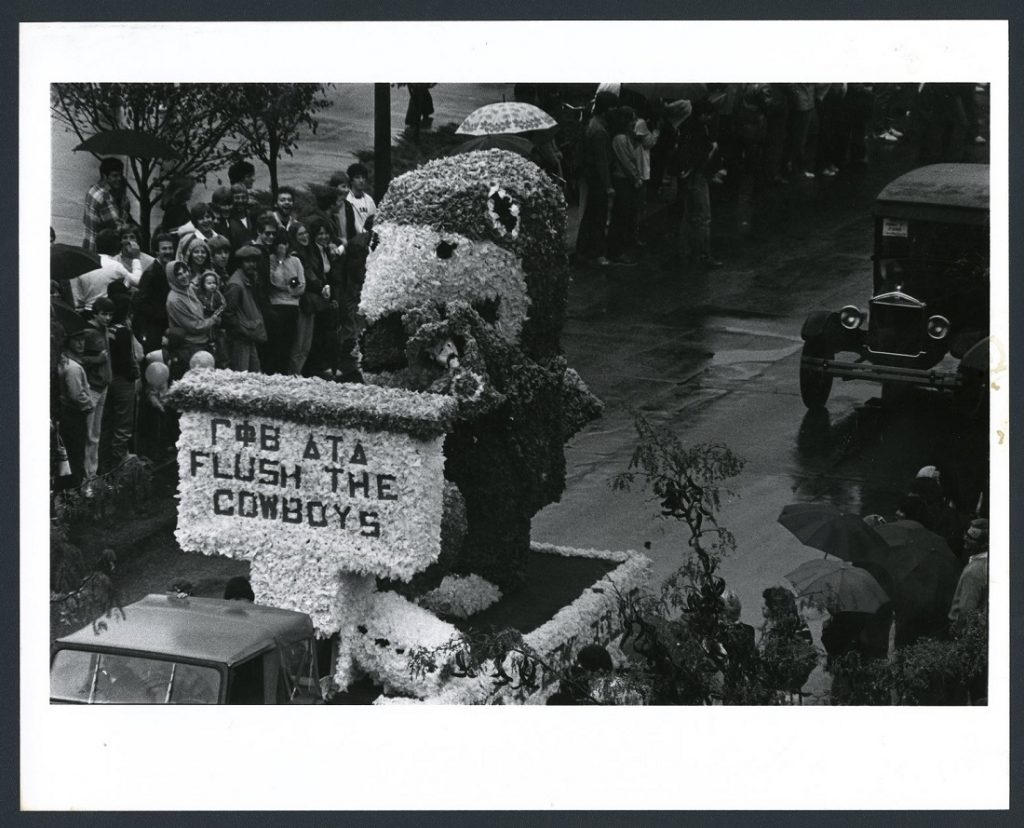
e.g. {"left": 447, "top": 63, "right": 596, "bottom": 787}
{"left": 51, "top": 650, "right": 220, "bottom": 704}
{"left": 278, "top": 638, "right": 321, "bottom": 702}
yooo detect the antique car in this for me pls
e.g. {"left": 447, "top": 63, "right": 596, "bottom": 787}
{"left": 799, "top": 163, "right": 989, "bottom": 414}
{"left": 50, "top": 594, "right": 322, "bottom": 704}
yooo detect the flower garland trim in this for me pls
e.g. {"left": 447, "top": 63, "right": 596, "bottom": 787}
{"left": 167, "top": 368, "right": 456, "bottom": 438}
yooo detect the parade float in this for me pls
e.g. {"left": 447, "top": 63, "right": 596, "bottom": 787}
{"left": 168, "top": 149, "right": 651, "bottom": 703}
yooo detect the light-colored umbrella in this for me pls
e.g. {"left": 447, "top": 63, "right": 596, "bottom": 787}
{"left": 456, "top": 102, "right": 557, "bottom": 136}
{"left": 785, "top": 558, "right": 890, "bottom": 614}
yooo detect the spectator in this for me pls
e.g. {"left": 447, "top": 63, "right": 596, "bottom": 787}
{"left": 178, "top": 236, "right": 213, "bottom": 286}
{"left": 157, "top": 175, "right": 196, "bottom": 234}
{"left": 573, "top": 89, "right": 618, "bottom": 266}
{"left": 221, "top": 246, "right": 267, "bottom": 373}
{"left": 302, "top": 183, "right": 345, "bottom": 249}
{"left": 56, "top": 328, "right": 94, "bottom": 489}
{"left": 228, "top": 183, "right": 259, "bottom": 247}
{"left": 174, "top": 202, "right": 227, "bottom": 255}
{"left": 272, "top": 186, "right": 299, "bottom": 231}
{"left": 288, "top": 221, "right": 329, "bottom": 377}
{"left": 732, "top": 83, "right": 768, "bottom": 192}
{"left": 195, "top": 270, "right": 227, "bottom": 367}
{"left": 132, "top": 233, "right": 178, "bottom": 353}
{"left": 632, "top": 115, "right": 659, "bottom": 244}
{"left": 764, "top": 83, "right": 790, "bottom": 184}
{"left": 786, "top": 83, "right": 818, "bottom": 179}
{"left": 165, "top": 260, "right": 222, "bottom": 361}
{"left": 228, "top": 159, "right": 256, "bottom": 190}
{"left": 607, "top": 105, "right": 642, "bottom": 266}
{"left": 948, "top": 519, "right": 988, "bottom": 625}
{"left": 265, "top": 229, "right": 305, "bottom": 374}
{"left": 136, "top": 328, "right": 187, "bottom": 461}
{"left": 332, "top": 231, "right": 369, "bottom": 383}
{"left": 816, "top": 83, "right": 844, "bottom": 177}
{"left": 98, "top": 294, "right": 142, "bottom": 473}
{"left": 344, "top": 163, "right": 376, "bottom": 237}
{"left": 82, "top": 157, "right": 134, "bottom": 252}
{"left": 81, "top": 296, "right": 114, "bottom": 481}
{"left": 207, "top": 235, "right": 233, "bottom": 285}
{"left": 894, "top": 493, "right": 934, "bottom": 530}
{"left": 841, "top": 83, "right": 873, "bottom": 166}
{"left": 210, "top": 186, "right": 237, "bottom": 241}
{"left": 111, "top": 226, "right": 154, "bottom": 289}
{"left": 304, "top": 216, "right": 344, "bottom": 378}
{"left": 224, "top": 576, "right": 255, "bottom": 602}
{"left": 68, "top": 229, "right": 123, "bottom": 312}
{"left": 328, "top": 170, "right": 351, "bottom": 246}
{"left": 678, "top": 97, "right": 722, "bottom": 268}
{"left": 908, "top": 465, "right": 966, "bottom": 557}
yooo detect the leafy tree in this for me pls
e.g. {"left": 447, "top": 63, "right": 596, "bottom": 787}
{"left": 226, "top": 83, "right": 333, "bottom": 197}
{"left": 611, "top": 412, "right": 817, "bottom": 704}
{"left": 52, "top": 83, "right": 246, "bottom": 246}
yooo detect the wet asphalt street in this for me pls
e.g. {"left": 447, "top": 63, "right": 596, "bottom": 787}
{"left": 533, "top": 130, "right": 991, "bottom": 644}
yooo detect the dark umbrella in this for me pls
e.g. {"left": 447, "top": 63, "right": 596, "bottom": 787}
{"left": 785, "top": 558, "right": 890, "bottom": 614}
{"left": 861, "top": 522, "right": 962, "bottom": 618}
{"left": 50, "top": 243, "right": 101, "bottom": 281}
{"left": 778, "top": 503, "right": 888, "bottom": 562}
{"left": 74, "top": 129, "right": 178, "bottom": 160}
{"left": 447, "top": 134, "right": 537, "bottom": 161}
{"left": 51, "top": 298, "right": 87, "bottom": 337}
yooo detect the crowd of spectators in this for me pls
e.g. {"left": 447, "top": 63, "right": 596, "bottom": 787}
{"left": 569, "top": 82, "right": 986, "bottom": 270}
{"left": 52, "top": 157, "right": 377, "bottom": 493}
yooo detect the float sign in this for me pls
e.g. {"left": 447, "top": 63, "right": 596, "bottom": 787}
{"left": 175, "top": 410, "right": 447, "bottom": 581}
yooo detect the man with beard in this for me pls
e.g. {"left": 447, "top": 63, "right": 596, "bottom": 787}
{"left": 132, "top": 233, "right": 178, "bottom": 352}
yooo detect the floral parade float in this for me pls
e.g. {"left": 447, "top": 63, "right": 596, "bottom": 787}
{"left": 169, "top": 149, "right": 651, "bottom": 702}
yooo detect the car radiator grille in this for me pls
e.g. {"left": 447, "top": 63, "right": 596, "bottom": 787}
{"left": 867, "top": 302, "right": 926, "bottom": 356}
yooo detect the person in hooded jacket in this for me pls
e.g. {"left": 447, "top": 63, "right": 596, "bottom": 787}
{"left": 165, "top": 259, "right": 222, "bottom": 361}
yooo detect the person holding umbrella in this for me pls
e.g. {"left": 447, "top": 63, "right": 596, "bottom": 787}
{"left": 82, "top": 157, "right": 134, "bottom": 252}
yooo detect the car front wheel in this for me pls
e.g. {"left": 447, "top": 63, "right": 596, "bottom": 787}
{"left": 799, "top": 341, "right": 834, "bottom": 409}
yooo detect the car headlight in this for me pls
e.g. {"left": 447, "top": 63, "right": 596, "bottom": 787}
{"left": 927, "top": 315, "right": 950, "bottom": 340}
{"left": 839, "top": 305, "right": 864, "bottom": 330}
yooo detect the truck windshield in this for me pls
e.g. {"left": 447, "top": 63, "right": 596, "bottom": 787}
{"left": 51, "top": 650, "right": 220, "bottom": 704}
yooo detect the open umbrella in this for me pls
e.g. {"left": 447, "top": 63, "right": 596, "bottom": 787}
{"left": 456, "top": 102, "right": 557, "bottom": 136}
{"left": 785, "top": 558, "right": 890, "bottom": 614}
{"left": 50, "top": 243, "right": 101, "bottom": 281}
{"left": 51, "top": 298, "right": 87, "bottom": 337}
{"left": 778, "top": 503, "right": 888, "bottom": 562}
{"left": 74, "top": 129, "right": 179, "bottom": 160}
{"left": 447, "top": 134, "right": 537, "bottom": 161}
{"left": 862, "top": 522, "right": 962, "bottom": 617}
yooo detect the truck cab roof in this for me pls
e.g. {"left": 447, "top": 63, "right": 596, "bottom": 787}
{"left": 55, "top": 594, "right": 314, "bottom": 666}
{"left": 874, "top": 163, "right": 989, "bottom": 225}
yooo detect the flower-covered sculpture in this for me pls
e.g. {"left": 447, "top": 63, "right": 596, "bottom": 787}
{"left": 361, "top": 149, "right": 603, "bottom": 591}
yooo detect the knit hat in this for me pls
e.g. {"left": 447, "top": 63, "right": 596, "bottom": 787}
{"left": 664, "top": 98, "right": 692, "bottom": 128}
{"left": 916, "top": 465, "right": 941, "bottom": 480}
{"left": 634, "top": 118, "right": 651, "bottom": 138}
{"left": 966, "top": 518, "right": 989, "bottom": 544}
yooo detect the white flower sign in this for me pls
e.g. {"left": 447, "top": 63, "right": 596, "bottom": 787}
{"left": 173, "top": 373, "right": 451, "bottom": 582}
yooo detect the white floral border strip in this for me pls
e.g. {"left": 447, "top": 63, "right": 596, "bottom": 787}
{"left": 168, "top": 368, "right": 456, "bottom": 438}
{"left": 372, "top": 543, "right": 651, "bottom": 704}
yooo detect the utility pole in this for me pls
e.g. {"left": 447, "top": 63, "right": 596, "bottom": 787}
{"left": 373, "top": 83, "right": 391, "bottom": 204}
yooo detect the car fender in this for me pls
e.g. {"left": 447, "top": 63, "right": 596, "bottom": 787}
{"left": 959, "top": 336, "right": 989, "bottom": 374}
{"left": 801, "top": 311, "right": 838, "bottom": 343}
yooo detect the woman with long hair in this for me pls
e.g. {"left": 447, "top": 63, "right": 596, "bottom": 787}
{"left": 178, "top": 236, "right": 213, "bottom": 287}
{"left": 288, "top": 221, "right": 330, "bottom": 376}
{"left": 303, "top": 216, "right": 344, "bottom": 378}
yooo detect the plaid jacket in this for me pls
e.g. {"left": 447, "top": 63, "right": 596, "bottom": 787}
{"left": 82, "top": 181, "right": 132, "bottom": 251}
